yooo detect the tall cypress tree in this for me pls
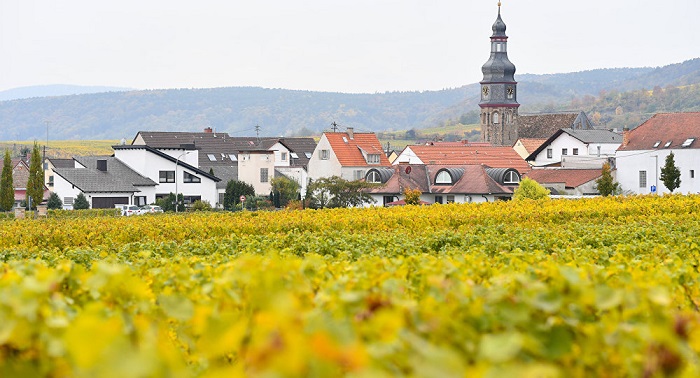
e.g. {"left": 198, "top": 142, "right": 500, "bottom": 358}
{"left": 26, "top": 142, "right": 45, "bottom": 209}
{"left": 0, "top": 150, "right": 14, "bottom": 211}
{"left": 660, "top": 152, "right": 682, "bottom": 193}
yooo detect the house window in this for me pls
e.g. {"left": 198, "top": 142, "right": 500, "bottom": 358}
{"left": 434, "top": 196, "right": 443, "bottom": 204}
{"left": 366, "top": 170, "right": 382, "bottom": 183}
{"left": 597, "top": 145, "right": 602, "bottom": 157}
{"left": 691, "top": 170, "right": 695, "bottom": 179}
{"left": 135, "top": 196, "right": 147, "bottom": 206}
{"left": 281, "top": 152, "right": 288, "bottom": 161}
{"left": 183, "top": 171, "right": 201, "bottom": 183}
{"left": 493, "top": 112, "right": 499, "bottom": 124}
{"left": 446, "top": 195, "right": 455, "bottom": 204}
{"left": 383, "top": 196, "right": 395, "bottom": 206}
{"left": 547, "top": 148, "right": 553, "bottom": 159}
{"left": 320, "top": 149, "right": 330, "bottom": 160}
{"left": 353, "top": 170, "right": 364, "bottom": 181}
{"left": 562, "top": 148, "right": 568, "bottom": 156}
{"left": 573, "top": 148, "right": 579, "bottom": 155}
{"left": 260, "top": 168, "right": 269, "bottom": 183}
{"left": 219, "top": 193, "right": 225, "bottom": 205}
{"left": 64, "top": 197, "right": 74, "bottom": 205}
{"left": 367, "top": 154, "right": 381, "bottom": 164}
{"left": 504, "top": 171, "right": 520, "bottom": 184}
{"left": 48, "top": 175, "right": 54, "bottom": 187}
{"left": 639, "top": 171, "right": 647, "bottom": 188}
{"left": 159, "top": 171, "right": 175, "bottom": 183}
{"left": 435, "top": 170, "right": 452, "bottom": 184}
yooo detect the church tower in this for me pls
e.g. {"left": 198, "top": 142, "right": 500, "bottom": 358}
{"left": 480, "top": 2, "right": 519, "bottom": 146}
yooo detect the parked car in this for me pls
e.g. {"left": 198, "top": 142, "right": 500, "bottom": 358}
{"left": 115, "top": 204, "right": 141, "bottom": 216}
{"left": 140, "top": 205, "right": 164, "bottom": 214}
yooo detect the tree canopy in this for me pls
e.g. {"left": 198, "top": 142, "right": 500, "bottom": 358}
{"left": 0, "top": 150, "right": 14, "bottom": 211}
{"left": 660, "top": 152, "right": 682, "bottom": 193}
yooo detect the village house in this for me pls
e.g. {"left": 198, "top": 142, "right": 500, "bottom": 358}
{"left": 616, "top": 112, "right": 700, "bottom": 194}
{"left": 525, "top": 129, "right": 622, "bottom": 168}
{"left": 525, "top": 168, "right": 603, "bottom": 196}
{"left": 364, "top": 164, "right": 521, "bottom": 206}
{"left": 307, "top": 128, "right": 391, "bottom": 181}
{"left": 394, "top": 143, "right": 531, "bottom": 173}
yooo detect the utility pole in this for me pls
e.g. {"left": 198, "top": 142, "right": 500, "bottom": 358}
{"left": 255, "top": 125, "right": 261, "bottom": 143}
{"left": 44, "top": 121, "right": 49, "bottom": 161}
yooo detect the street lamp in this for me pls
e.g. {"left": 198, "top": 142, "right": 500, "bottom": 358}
{"left": 175, "top": 151, "right": 192, "bottom": 213}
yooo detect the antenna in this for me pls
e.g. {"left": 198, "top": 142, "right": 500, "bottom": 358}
{"left": 331, "top": 121, "right": 339, "bottom": 132}
{"left": 255, "top": 125, "right": 261, "bottom": 143}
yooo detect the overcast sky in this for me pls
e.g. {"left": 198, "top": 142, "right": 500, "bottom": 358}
{"left": 1, "top": 0, "right": 698, "bottom": 94}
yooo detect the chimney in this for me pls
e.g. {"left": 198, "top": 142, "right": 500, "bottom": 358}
{"left": 347, "top": 127, "right": 354, "bottom": 140}
{"left": 204, "top": 127, "right": 213, "bottom": 133}
{"left": 622, "top": 127, "right": 630, "bottom": 148}
{"left": 96, "top": 159, "right": 107, "bottom": 172}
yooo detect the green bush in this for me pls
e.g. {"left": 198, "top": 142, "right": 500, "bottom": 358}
{"left": 513, "top": 177, "right": 550, "bottom": 201}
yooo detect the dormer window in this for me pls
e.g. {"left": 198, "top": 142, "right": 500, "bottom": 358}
{"left": 366, "top": 170, "right": 382, "bottom": 183}
{"left": 436, "top": 170, "right": 453, "bottom": 185}
{"left": 367, "top": 154, "right": 380, "bottom": 164}
{"left": 504, "top": 170, "right": 521, "bottom": 184}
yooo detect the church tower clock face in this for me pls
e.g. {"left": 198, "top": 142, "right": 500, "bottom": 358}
{"left": 482, "top": 86, "right": 490, "bottom": 97}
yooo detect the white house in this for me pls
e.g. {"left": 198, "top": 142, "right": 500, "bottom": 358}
{"left": 308, "top": 128, "right": 391, "bottom": 181}
{"left": 616, "top": 112, "right": 700, "bottom": 194}
{"left": 526, "top": 129, "right": 622, "bottom": 168}
{"left": 113, "top": 145, "right": 220, "bottom": 206}
{"left": 52, "top": 156, "right": 157, "bottom": 209}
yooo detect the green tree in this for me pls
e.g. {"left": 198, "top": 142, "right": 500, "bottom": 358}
{"left": 513, "top": 178, "right": 550, "bottom": 201}
{"left": 191, "top": 200, "right": 212, "bottom": 211}
{"left": 156, "top": 193, "right": 185, "bottom": 212}
{"left": 0, "top": 150, "right": 14, "bottom": 211}
{"left": 223, "top": 180, "right": 255, "bottom": 210}
{"left": 47, "top": 192, "right": 63, "bottom": 210}
{"left": 595, "top": 162, "right": 620, "bottom": 196}
{"left": 660, "top": 152, "right": 682, "bottom": 193}
{"left": 271, "top": 176, "right": 300, "bottom": 208}
{"left": 403, "top": 187, "right": 422, "bottom": 205}
{"left": 307, "top": 176, "right": 377, "bottom": 209}
{"left": 26, "top": 142, "right": 44, "bottom": 209}
{"left": 73, "top": 193, "right": 90, "bottom": 210}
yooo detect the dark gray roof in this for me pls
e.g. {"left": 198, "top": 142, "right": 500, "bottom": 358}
{"left": 47, "top": 158, "right": 75, "bottom": 168}
{"left": 518, "top": 112, "right": 596, "bottom": 139}
{"left": 132, "top": 131, "right": 316, "bottom": 169}
{"left": 53, "top": 157, "right": 157, "bottom": 193}
{"left": 562, "top": 129, "right": 622, "bottom": 144}
{"left": 204, "top": 165, "right": 238, "bottom": 189}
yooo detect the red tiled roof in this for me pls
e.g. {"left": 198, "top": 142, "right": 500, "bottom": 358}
{"left": 618, "top": 112, "right": 700, "bottom": 151}
{"left": 518, "top": 138, "right": 547, "bottom": 154}
{"left": 525, "top": 169, "right": 602, "bottom": 188}
{"left": 325, "top": 132, "right": 391, "bottom": 167}
{"left": 368, "top": 164, "right": 514, "bottom": 195}
{"left": 405, "top": 145, "right": 530, "bottom": 173}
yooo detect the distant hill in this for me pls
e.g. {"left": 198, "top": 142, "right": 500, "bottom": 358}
{"left": 0, "top": 84, "right": 133, "bottom": 102}
{"left": 1, "top": 59, "right": 698, "bottom": 141}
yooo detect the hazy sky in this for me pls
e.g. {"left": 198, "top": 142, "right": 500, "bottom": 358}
{"left": 1, "top": 0, "right": 698, "bottom": 94}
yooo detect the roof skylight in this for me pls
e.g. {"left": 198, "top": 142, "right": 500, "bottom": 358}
{"left": 653, "top": 141, "right": 661, "bottom": 148}
{"left": 664, "top": 141, "right": 672, "bottom": 148}
{"left": 207, "top": 154, "right": 217, "bottom": 161}
{"left": 682, "top": 138, "right": 695, "bottom": 148}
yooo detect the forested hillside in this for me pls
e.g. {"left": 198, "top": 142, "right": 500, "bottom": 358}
{"left": 1, "top": 59, "right": 698, "bottom": 140}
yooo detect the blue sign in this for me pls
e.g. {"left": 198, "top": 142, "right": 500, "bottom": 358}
{"left": 650, "top": 185, "right": 657, "bottom": 193}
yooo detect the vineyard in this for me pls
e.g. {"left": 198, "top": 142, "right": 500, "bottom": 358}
{"left": 1, "top": 195, "right": 699, "bottom": 377}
